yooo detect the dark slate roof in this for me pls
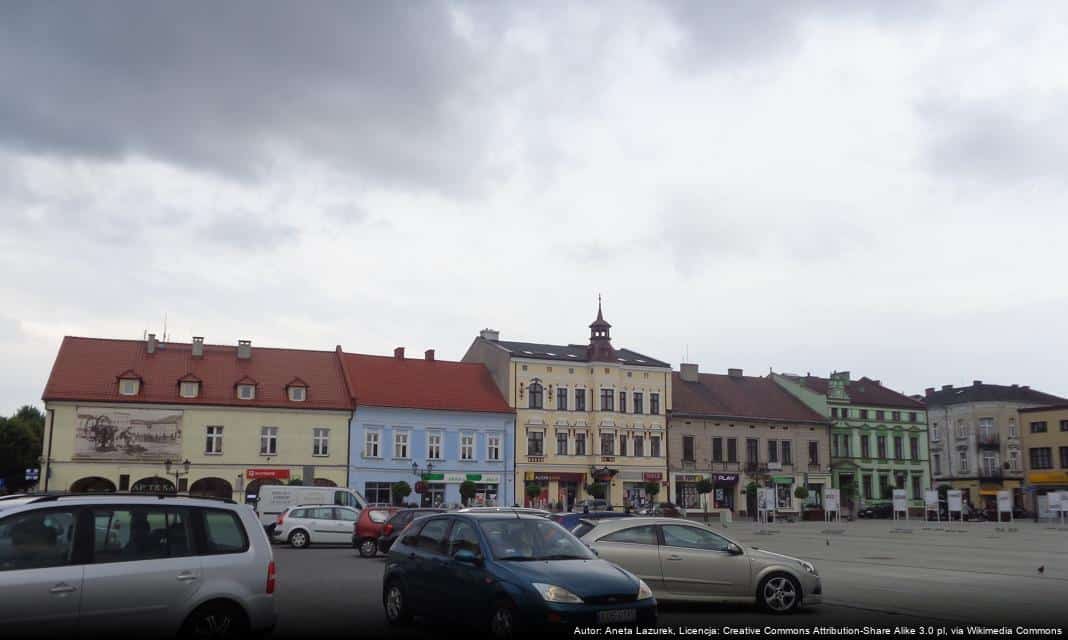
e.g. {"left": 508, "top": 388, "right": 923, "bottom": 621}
{"left": 790, "top": 375, "right": 925, "bottom": 409}
{"left": 673, "top": 373, "right": 828, "bottom": 423}
{"left": 923, "top": 383, "right": 1068, "bottom": 407}
{"left": 493, "top": 340, "right": 670, "bottom": 368}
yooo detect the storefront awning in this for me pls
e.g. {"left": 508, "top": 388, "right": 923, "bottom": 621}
{"left": 773, "top": 475, "right": 794, "bottom": 485}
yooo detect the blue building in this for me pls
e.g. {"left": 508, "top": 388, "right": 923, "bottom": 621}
{"left": 343, "top": 349, "right": 515, "bottom": 506}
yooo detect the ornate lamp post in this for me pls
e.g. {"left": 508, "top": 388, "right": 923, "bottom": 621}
{"left": 165, "top": 458, "right": 191, "bottom": 493}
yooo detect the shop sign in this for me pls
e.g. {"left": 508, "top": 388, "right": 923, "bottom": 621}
{"left": 772, "top": 475, "right": 794, "bottom": 485}
{"left": 525, "top": 471, "right": 581, "bottom": 482}
{"left": 422, "top": 473, "right": 445, "bottom": 481}
{"left": 714, "top": 474, "right": 738, "bottom": 484}
{"left": 643, "top": 472, "right": 663, "bottom": 482}
{"left": 824, "top": 489, "right": 840, "bottom": 512}
{"left": 1029, "top": 470, "right": 1068, "bottom": 485}
{"left": 246, "top": 468, "right": 290, "bottom": 480}
{"left": 414, "top": 481, "right": 427, "bottom": 494}
{"left": 675, "top": 474, "right": 704, "bottom": 483}
{"left": 924, "top": 490, "right": 938, "bottom": 509}
{"left": 947, "top": 489, "right": 963, "bottom": 512}
{"left": 892, "top": 489, "right": 907, "bottom": 512}
{"left": 997, "top": 490, "right": 1012, "bottom": 513}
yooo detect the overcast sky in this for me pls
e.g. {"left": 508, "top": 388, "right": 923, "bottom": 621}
{"left": 3, "top": 1, "right": 1067, "bottom": 415}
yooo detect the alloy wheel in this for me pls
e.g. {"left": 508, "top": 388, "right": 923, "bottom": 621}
{"left": 762, "top": 575, "right": 798, "bottom": 612}
{"left": 385, "top": 586, "right": 404, "bottom": 622}
{"left": 360, "top": 539, "right": 377, "bottom": 557}
{"left": 290, "top": 531, "right": 308, "bottom": 548}
{"left": 490, "top": 605, "right": 514, "bottom": 639}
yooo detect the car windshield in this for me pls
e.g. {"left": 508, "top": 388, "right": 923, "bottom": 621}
{"left": 479, "top": 518, "right": 594, "bottom": 561}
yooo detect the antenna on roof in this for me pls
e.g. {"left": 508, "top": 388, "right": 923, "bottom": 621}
{"left": 163, "top": 313, "right": 168, "bottom": 343}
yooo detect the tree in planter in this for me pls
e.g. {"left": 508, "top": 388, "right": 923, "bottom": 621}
{"left": 286, "top": 478, "right": 304, "bottom": 486}
{"left": 744, "top": 481, "right": 759, "bottom": 520}
{"left": 585, "top": 482, "right": 607, "bottom": 500}
{"left": 794, "top": 485, "right": 810, "bottom": 517}
{"left": 525, "top": 483, "right": 544, "bottom": 507}
{"left": 391, "top": 481, "right": 412, "bottom": 506}
{"left": 459, "top": 480, "right": 478, "bottom": 507}
{"left": 695, "top": 478, "right": 714, "bottom": 522}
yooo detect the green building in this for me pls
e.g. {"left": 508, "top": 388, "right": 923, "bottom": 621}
{"left": 772, "top": 371, "right": 929, "bottom": 512}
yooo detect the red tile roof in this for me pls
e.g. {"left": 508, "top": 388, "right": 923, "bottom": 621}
{"left": 791, "top": 375, "right": 924, "bottom": 409}
{"left": 43, "top": 336, "right": 352, "bottom": 410}
{"left": 673, "top": 372, "right": 828, "bottom": 423}
{"left": 342, "top": 353, "right": 513, "bottom": 414}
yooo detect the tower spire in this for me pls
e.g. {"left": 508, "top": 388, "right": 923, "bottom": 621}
{"left": 587, "top": 295, "right": 615, "bottom": 361}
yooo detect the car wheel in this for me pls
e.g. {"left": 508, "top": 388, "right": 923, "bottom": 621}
{"left": 384, "top": 581, "right": 412, "bottom": 626}
{"left": 759, "top": 573, "right": 801, "bottom": 613}
{"left": 489, "top": 599, "right": 516, "bottom": 640}
{"left": 288, "top": 529, "right": 310, "bottom": 549}
{"left": 180, "top": 602, "right": 250, "bottom": 640}
{"left": 358, "top": 538, "right": 377, "bottom": 557}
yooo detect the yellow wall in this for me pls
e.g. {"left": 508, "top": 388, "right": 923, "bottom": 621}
{"left": 42, "top": 401, "right": 351, "bottom": 498}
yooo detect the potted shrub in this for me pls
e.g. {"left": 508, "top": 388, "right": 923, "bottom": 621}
{"left": 391, "top": 481, "right": 412, "bottom": 506}
{"left": 459, "top": 480, "right": 477, "bottom": 507}
{"left": 525, "top": 483, "right": 543, "bottom": 507}
{"left": 695, "top": 478, "right": 714, "bottom": 521}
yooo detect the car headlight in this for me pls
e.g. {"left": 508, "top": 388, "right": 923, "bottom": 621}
{"left": 532, "top": 583, "right": 584, "bottom": 603}
{"left": 637, "top": 579, "right": 654, "bottom": 600}
{"left": 800, "top": 560, "right": 818, "bottom": 576}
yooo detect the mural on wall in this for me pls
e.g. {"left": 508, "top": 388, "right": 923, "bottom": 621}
{"left": 74, "top": 407, "right": 183, "bottom": 460}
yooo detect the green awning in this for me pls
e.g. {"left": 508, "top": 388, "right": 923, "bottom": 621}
{"left": 773, "top": 476, "right": 795, "bottom": 484}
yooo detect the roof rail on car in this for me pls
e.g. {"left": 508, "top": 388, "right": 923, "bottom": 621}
{"left": 27, "top": 492, "right": 236, "bottom": 504}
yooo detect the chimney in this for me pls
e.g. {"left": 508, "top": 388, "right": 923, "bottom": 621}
{"left": 728, "top": 368, "right": 744, "bottom": 378}
{"left": 147, "top": 333, "right": 158, "bottom": 354}
{"left": 925, "top": 387, "right": 935, "bottom": 396}
{"left": 479, "top": 328, "right": 500, "bottom": 342}
{"left": 192, "top": 336, "right": 204, "bottom": 358}
{"left": 679, "top": 363, "right": 699, "bottom": 382}
{"left": 424, "top": 349, "right": 435, "bottom": 361}
{"left": 941, "top": 384, "right": 953, "bottom": 391}
{"left": 973, "top": 380, "right": 982, "bottom": 386}
{"left": 237, "top": 339, "right": 252, "bottom": 360}
{"left": 394, "top": 347, "right": 405, "bottom": 360}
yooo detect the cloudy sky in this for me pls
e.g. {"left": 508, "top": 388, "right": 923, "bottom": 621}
{"left": 3, "top": 1, "right": 1067, "bottom": 415}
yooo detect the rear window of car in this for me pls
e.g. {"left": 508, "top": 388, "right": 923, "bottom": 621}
{"left": 201, "top": 509, "right": 249, "bottom": 554}
{"left": 571, "top": 521, "right": 596, "bottom": 538}
{"left": 289, "top": 508, "right": 307, "bottom": 519}
{"left": 369, "top": 509, "right": 392, "bottom": 524}
{"left": 91, "top": 507, "right": 194, "bottom": 562}
{"left": 600, "top": 525, "right": 658, "bottom": 545}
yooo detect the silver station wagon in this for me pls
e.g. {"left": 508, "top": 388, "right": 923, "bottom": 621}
{"left": 580, "top": 517, "right": 821, "bottom": 613}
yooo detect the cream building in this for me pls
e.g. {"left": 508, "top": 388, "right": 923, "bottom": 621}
{"left": 463, "top": 304, "right": 671, "bottom": 508}
{"left": 41, "top": 335, "right": 353, "bottom": 500}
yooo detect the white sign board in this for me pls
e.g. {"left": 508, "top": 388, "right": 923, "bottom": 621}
{"left": 924, "top": 490, "right": 939, "bottom": 509}
{"left": 996, "top": 490, "right": 1012, "bottom": 513}
{"left": 759, "top": 487, "right": 777, "bottom": 512}
{"left": 947, "top": 490, "right": 963, "bottom": 512}
{"left": 1049, "top": 492, "right": 1063, "bottom": 512}
{"left": 892, "top": 489, "right": 908, "bottom": 512}
{"left": 824, "top": 489, "right": 840, "bottom": 512}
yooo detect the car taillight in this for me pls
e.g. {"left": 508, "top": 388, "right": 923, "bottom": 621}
{"left": 276, "top": 513, "right": 285, "bottom": 526}
{"left": 384, "top": 523, "right": 394, "bottom": 536}
{"left": 266, "top": 561, "right": 276, "bottom": 594}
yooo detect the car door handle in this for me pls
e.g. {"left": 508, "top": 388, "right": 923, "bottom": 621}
{"left": 50, "top": 583, "right": 77, "bottom": 594}
{"left": 667, "top": 555, "right": 683, "bottom": 561}
{"left": 176, "top": 572, "right": 198, "bottom": 582}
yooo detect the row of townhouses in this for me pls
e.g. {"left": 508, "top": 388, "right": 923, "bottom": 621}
{"left": 37, "top": 304, "right": 1068, "bottom": 517}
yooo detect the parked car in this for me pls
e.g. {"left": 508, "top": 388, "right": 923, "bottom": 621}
{"left": 573, "top": 499, "right": 610, "bottom": 512}
{"left": 353, "top": 506, "right": 400, "bottom": 557}
{"left": 457, "top": 506, "right": 552, "bottom": 517}
{"left": 581, "top": 517, "right": 821, "bottom": 613}
{"left": 639, "top": 502, "right": 686, "bottom": 518}
{"left": 857, "top": 503, "right": 893, "bottom": 519}
{"left": 271, "top": 504, "right": 361, "bottom": 548}
{"left": 253, "top": 485, "right": 366, "bottom": 534}
{"left": 382, "top": 512, "right": 657, "bottom": 637}
{"left": 551, "top": 511, "right": 633, "bottom": 536}
{"left": 377, "top": 508, "right": 446, "bottom": 554}
{"left": 0, "top": 493, "right": 276, "bottom": 639}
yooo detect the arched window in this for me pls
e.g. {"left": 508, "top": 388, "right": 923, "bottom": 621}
{"left": 528, "top": 379, "right": 544, "bottom": 409}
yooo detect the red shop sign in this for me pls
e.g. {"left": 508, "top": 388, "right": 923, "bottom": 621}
{"left": 246, "top": 468, "right": 291, "bottom": 480}
{"left": 643, "top": 472, "right": 663, "bottom": 482}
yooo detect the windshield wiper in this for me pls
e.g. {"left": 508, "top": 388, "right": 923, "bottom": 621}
{"left": 540, "top": 554, "right": 589, "bottom": 561}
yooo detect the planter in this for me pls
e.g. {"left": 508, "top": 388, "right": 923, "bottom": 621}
{"left": 802, "top": 508, "right": 825, "bottom": 521}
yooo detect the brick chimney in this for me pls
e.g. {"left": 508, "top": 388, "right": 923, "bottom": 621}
{"left": 192, "top": 336, "right": 204, "bottom": 358}
{"left": 424, "top": 349, "right": 435, "bottom": 361}
{"left": 237, "top": 340, "right": 251, "bottom": 360}
{"left": 679, "top": 363, "right": 699, "bottom": 382}
{"left": 394, "top": 347, "right": 405, "bottom": 360}
{"left": 728, "top": 368, "right": 744, "bottom": 378}
{"left": 147, "top": 333, "right": 158, "bottom": 354}
{"left": 479, "top": 329, "right": 499, "bottom": 341}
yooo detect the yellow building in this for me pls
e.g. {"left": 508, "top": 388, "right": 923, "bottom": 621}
{"left": 41, "top": 335, "right": 352, "bottom": 500}
{"left": 463, "top": 304, "right": 671, "bottom": 508}
{"left": 1018, "top": 404, "right": 1068, "bottom": 516}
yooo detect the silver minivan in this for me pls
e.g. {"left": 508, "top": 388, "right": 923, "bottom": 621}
{"left": 0, "top": 494, "right": 277, "bottom": 638}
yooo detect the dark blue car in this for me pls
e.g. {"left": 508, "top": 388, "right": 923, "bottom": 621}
{"left": 382, "top": 512, "right": 657, "bottom": 638}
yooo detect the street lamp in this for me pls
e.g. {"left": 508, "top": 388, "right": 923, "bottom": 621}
{"left": 411, "top": 461, "right": 434, "bottom": 478}
{"left": 165, "top": 458, "right": 191, "bottom": 493}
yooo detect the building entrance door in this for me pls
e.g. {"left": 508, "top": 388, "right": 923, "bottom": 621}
{"left": 421, "top": 483, "right": 445, "bottom": 507}
{"left": 558, "top": 482, "right": 577, "bottom": 511}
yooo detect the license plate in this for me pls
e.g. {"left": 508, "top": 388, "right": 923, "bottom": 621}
{"left": 597, "top": 609, "right": 636, "bottom": 624}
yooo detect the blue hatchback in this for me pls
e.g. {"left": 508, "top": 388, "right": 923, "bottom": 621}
{"left": 382, "top": 512, "right": 657, "bottom": 637}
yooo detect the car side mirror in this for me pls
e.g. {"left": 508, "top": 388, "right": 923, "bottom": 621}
{"left": 454, "top": 549, "right": 483, "bottom": 566}
{"left": 727, "top": 543, "right": 744, "bottom": 556}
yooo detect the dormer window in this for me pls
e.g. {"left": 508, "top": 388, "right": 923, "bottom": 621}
{"left": 237, "top": 384, "right": 256, "bottom": 400}
{"left": 119, "top": 379, "right": 140, "bottom": 396}
{"left": 288, "top": 386, "right": 306, "bottom": 402}
{"left": 179, "top": 381, "right": 200, "bottom": 398}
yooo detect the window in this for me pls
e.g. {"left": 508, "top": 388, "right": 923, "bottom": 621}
{"left": 662, "top": 525, "right": 730, "bottom": 551}
{"left": 619, "top": 434, "right": 628, "bottom": 456}
{"left": 394, "top": 431, "right": 410, "bottom": 459}
{"left": 528, "top": 381, "right": 544, "bottom": 409}
{"left": 879, "top": 474, "right": 890, "bottom": 498}
{"left": 956, "top": 420, "right": 968, "bottom": 437}
{"left": 601, "top": 525, "right": 658, "bottom": 545}
{"left": 313, "top": 428, "right": 329, "bottom": 456}
{"left": 575, "top": 432, "right": 587, "bottom": 455}
{"left": 260, "top": 427, "right": 278, "bottom": 455}
{"left": 859, "top": 409, "right": 869, "bottom": 420}
{"left": 427, "top": 432, "right": 442, "bottom": 460}
{"left": 180, "top": 381, "right": 200, "bottom": 398}
{"left": 767, "top": 440, "right": 778, "bottom": 463}
{"left": 1061, "top": 420, "right": 1068, "bottom": 432}
{"left": 911, "top": 475, "right": 921, "bottom": 500}
{"left": 1031, "top": 421, "right": 1048, "bottom": 434}
{"left": 288, "top": 386, "right": 306, "bottom": 402}
{"left": 808, "top": 441, "right": 819, "bottom": 466}
{"left": 650, "top": 435, "right": 661, "bottom": 458}
{"left": 460, "top": 433, "right": 474, "bottom": 461}
{"left": 633, "top": 435, "right": 644, "bottom": 457}
{"left": 91, "top": 508, "right": 193, "bottom": 562}
{"left": 600, "top": 389, "right": 614, "bottom": 412}
{"left": 862, "top": 475, "right": 873, "bottom": 500}
{"left": 892, "top": 411, "right": 901, "bottom": 422}
{"left": 527, "top": 431, "right": 544, "bottom": 456}
{"left": 782, "top": 440, "right": 792, "bottom": 466}
{"left": 556, "top": 432, "right": 568, "bottom": 456}
{"left": 448, "top": 520, "right": 483, "bottom": 559}
{"left": 831, "top": 407, "right": 838, "bottom": 419}
{"left": 1008, "top": 420, "right": 1018, "bottom": 438}
{"left": 933, "top": 453, "right": 941, "bottom": 475}
{"left": 487, "top": 434, "right": 501, "bottom": 461}
{"left": 0, "top": 509, "right": 76, "bottom": 571}
{"left": 202, "top": 509, "right": 249, "bottom": 554}
{"left": 119, "top": 379, "right": 140, "bottom": 396}
{"left": 1008, "top": 449, "right": 1020, "bottom": 472}
{"left": 556, "top": 387, "right": 568, "bottom": 410}
{"left": 726, "top": 438, "right": 737, "bottom": 463}
{"left": 876, "top": 410, "right": 885, "bottom": 421}
{"left": 365, "top": 482, "right": 391, "bottom": 504}
{"left": 205, "top": 425, "right": 223, "bottom": 454}
{"left": 860, "top": 435, "right": 871, "bottom": 458}
{"left": 1060, "top": 447, "right": 1068, "bottom": 469}
{"left": 650, "top": 393, "right": 660, "bottom": 415}
{"left": 893, "top": 435, "right": 903, "bottom": 460}
{"left": 600, "top": 433, "right": 615, "bottom": 456}
{"left": 237, "top": 384, "right": 255, "bottom": 400}
{"left": 364, "top": 429, "right": 381, "bottom": 458}
{"left": 909, "top": 437, "right": 919, "bottom": 460}
{"left": 746, "top": 438, "right": 759, "bottom": 464}
{"left": 958, "top": 450, "right": 969, "bottom": 474}
{"left": 931, "top": 423, "right": 940, "bottom": 441}
{"left": 1030, "top": 447, "right": 1052, "bottom": 470}
{"left": 840, "top": 433, "right": 852, "bottom": 457}
{"left": 682, "top": 436, "right": 695, "bottom": 462}
{"left": 415, "top": 518, "right": 451, "bottom": 555}
{"left": 840, "top": 408, "right": 848, "bottom": 419}
{"left": 909, "top": 412, "right": 917, "bottom": 423}
{"left": 336, "top": 508, "right": 358, "bottom": 522}
{"left": 712, "top": 437, "right": 723, "bottom": 462}
{"left": 574, "top": 388, "right": 587, "bottom": 411}
{"left": 979, "top": 417, "right": 994, "bottom": 437}
{"left": 877, "top": 435, "right": 887, "bottom": 459}
{"left": 618, "top": 392, "right": 626, "bottom": 413}
{"left": 633, "top": 392, "right": 643, "bottom": 414}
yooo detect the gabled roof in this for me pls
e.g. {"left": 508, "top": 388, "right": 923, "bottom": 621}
{"left": 788, "top": 374, "right": 924, "bottom": 409}
{"left": 923, "top": 383, "right": 1067, "bottom": 408}
{"left": 234, "top": 375, "right": 258, "bottom": 386}
{"left": 44, "top": 336, "right": 351, "bottom": 410}
{"left": 342, "top": 353, "right": 513, "bottom": 414}
{"left": 115, "top": 369, "right": 142, "bottom": 380}
{"left": 285, "top": 377, "right": 309, "bottom": 388}
{"left": 490, "top": 340, "right": 670, "bottom": 368}
{"left": 673, "top": 372, "right": 828, "bottom": 423}
{"left": 177, "top": 373, "right": 202, "bottom": 383}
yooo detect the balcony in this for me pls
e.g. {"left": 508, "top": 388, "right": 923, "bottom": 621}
{"left": 979, "top": 468, "right": 1003, "bottom": 481}
{"left": 806, "top": 463, "right": 822, "bottom": 472}
{"left": 744, "top": 462, "right": 768, "bottom": 474}
{"left": 978, "top": 433, "right": 1000, "bottom": 449}
{"left": 601, "top": 456, "right": 616, "bottom": 463}
{"left": 711, "top": 461, "right": 741, "bottom": 472}
{"left": 681, "top": 460, "right": 696, "bottom": 471}
{"left": 527, "top": 455, "right": 545, "bottom": 463}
